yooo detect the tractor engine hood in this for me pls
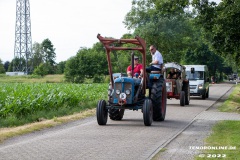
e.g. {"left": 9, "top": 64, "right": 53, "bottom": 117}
{"left": 114, "top": 77, "right": 141, "bottom": 85}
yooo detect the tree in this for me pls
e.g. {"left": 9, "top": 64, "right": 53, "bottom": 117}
{"left": 32, "top": 42, "right": 44, "bottom": 69}
{"left": 64, "top": 43, "right": 109, "bottom": 83}
{"left": 64, "top": 56, "right": 83, "bottom": 83}
{"left": 33, "top": 63, "right": 49, "bottom": 77}
{"left": 124, "top": 0, "right": 195, "bottom": 63}
{"left": 0, "top": 59, "right": 5, "bottom": 73}
{"left": 56, "top": 61, "right": 66, "bottom": 74}
{"left": 183, "top": 43, "right": 225, "bottom": 79}
{"left": 3, "top": 61, "right": 10, "bottom": 72}
{"left": 192, "top": 0, "right": 240, "bottom": 65}
{"left": 42, "top": 39, "right": 56, "bottom": 66}
{"left": 9, "top": 57, "right": 26, "bottom": 72}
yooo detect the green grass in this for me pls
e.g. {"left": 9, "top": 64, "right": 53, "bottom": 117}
{"left": 218, "top": 84, "right": 240, "bottom": 113}
{"left": 195, "top": 121, "right": 240, "bottom": 160}
{"left": 195, "top": 84, "right": 240, "bottom": 160}
{"left": 0, "top": 74, "right": 65, "bottom": 83}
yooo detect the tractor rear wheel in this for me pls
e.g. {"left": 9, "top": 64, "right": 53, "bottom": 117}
{"left": 180, "top": 91, "right": 185, "bottom": 106}
{"left": 151, "top": 78, "right": 167, "bottom": 121}
{"left": 96, "top": 100, "right": 108, "bottom": 125}
{"left": 183, "top": 82, "right": 190, "bottom": 105}
{"left": 143, "top": 99, "right": 153, "bottom": 126}
{"left": 109, "top": 109, "right": 125, "bottom": 120}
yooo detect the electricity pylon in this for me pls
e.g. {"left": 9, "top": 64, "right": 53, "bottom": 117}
{"left": 14, "top": 0, "right": 33, "bottom": 74}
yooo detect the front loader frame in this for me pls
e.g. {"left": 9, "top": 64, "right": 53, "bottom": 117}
{"left": 97, "top": 34, "right": 147, "bottom": 95}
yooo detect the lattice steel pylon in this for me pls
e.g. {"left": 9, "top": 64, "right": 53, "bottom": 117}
{"left": 14, "top": 0, "right": 33, "bottom": 74}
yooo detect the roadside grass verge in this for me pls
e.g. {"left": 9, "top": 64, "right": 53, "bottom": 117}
{"left": 218, "top": 84, "right": 240, "bottom": 113}
{"left": 0, "top": 109, "right": 96, "bottom": 143}
{"left": 195, "top": 121, "right": 240, "bottom": 160}
{"left": 195, "top": 84, "right": 240, "bottom": 160}
{"left": 0, "top": 100, "right": 98, "bottom": 127}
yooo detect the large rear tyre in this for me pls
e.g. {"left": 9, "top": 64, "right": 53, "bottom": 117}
{"left": 96, "top": 100, "right": 108, "bottom": 125}
{"left": 151, "top": 78, "right": 167, "bottom": 121}
{"left": 109, "top": 109, "right": 125, "bottom": 120}
{"left": 183, "top": 82, "right": 190, "bottom": 105}
{"left": 143, "top": 99, "right": 153, "bottom": 126}
{"left": 180, "top": 91, "right": 185, "bottom": 106}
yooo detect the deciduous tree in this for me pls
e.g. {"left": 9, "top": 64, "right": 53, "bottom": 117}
{"left": 192, "top": 0, "right": 240, "bottom": 65}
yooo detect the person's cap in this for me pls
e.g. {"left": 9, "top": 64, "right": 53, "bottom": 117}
{"left": 134, "top": 56, "right": 139, "bottom": 59}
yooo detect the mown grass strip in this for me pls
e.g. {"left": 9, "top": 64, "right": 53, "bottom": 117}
{"left": 218, "top": 84, "right": 240, "bottom": 113}
{"left": 0, "top": 109, "right": 96, "bottom": 143}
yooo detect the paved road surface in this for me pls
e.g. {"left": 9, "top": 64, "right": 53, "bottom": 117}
{"left": 0, "top": 83, "right": 236, "bottom": 160}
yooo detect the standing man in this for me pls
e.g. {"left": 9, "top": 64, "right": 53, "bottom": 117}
{"left": 146, "top": 45, "right": 163, "bottom": 73}
{"left": 127, "top": 56, "right": 143, "bottom": 78}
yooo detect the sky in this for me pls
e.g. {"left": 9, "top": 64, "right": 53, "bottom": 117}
{"left": 0, "top": 0, "right": 133, "bottom": 63}
{"left": 0, "top": 0, "right": 221, "bottom": 64}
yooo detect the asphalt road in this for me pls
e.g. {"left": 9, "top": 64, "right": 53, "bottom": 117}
{"left": 0, "top": 83, "right": 235, "bottom": 160}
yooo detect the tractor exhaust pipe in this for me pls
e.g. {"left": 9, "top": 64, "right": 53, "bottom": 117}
{"left": 131, "top": 52, "right": 134, "bottom": 78}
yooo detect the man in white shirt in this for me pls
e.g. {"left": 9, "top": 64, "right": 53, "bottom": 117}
{"left": 146, "top": 45, "right": 163, "bottom": 73}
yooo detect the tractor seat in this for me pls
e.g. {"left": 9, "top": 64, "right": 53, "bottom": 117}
{"left": 151, "top": 71, "right": 161, "bottom": 74}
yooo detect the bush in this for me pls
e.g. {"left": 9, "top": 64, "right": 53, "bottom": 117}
{"left": 93, "top": 75, "right": 104, "bottom": 83}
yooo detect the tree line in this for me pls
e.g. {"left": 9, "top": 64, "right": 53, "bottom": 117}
{"left": 0, "top": 0, "right": 239, "bottom": 82}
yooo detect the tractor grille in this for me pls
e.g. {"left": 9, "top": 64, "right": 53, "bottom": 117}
{"left": 115, "top": 82, "right": 132, "bottom": 98}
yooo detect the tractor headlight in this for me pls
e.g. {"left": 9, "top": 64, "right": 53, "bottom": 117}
{"left": 116, "top": 89, "right": 121, "bottom": 95}
{"left": 198, "top": 84, "right": 203, "bottom": 89}
{"left": 125, "top": 89, "right": 131, "bottom": 95}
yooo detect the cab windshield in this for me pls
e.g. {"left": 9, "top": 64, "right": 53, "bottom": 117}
{"left": 186, "top": 71, "right": 204, "bottom": 80}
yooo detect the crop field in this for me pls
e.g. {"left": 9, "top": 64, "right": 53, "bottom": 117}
{"left": 0, "top": 83, "right": 108, "bottom": 126}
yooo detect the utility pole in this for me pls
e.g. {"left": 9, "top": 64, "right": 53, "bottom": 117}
{"left": 14, "top": 0, "right": 33, "bottom": 74}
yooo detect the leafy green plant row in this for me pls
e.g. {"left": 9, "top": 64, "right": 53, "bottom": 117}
{"left": 0, "top": 83, "right": 108, "bottom": 118}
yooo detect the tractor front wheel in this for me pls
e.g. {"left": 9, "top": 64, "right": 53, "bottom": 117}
{"left": 96, "top": 100, "right": 108, "bottom": 125}
{"left": 143, "top": 99, "right": 153, "bottom": 126}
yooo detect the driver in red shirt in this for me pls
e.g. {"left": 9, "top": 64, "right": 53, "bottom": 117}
{"left": 127, "top": 56, "right": 143, "bottom": 78}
